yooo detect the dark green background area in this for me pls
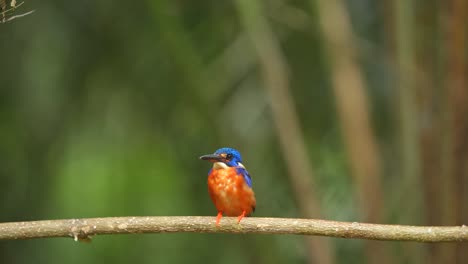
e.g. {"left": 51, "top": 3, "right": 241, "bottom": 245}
{"left": 1, "top": 1, "right": 466, "bottom": 264}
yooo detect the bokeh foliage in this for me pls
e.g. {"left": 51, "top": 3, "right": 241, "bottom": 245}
{"left": 1, "top": 0, "right": 467, "bottom": 264}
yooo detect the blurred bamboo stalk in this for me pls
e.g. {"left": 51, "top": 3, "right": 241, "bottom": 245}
{"left": 394, "top": 0, "right": 423, "bottom": 214}
{"left": 416, "top": 2, "right": 446, "bottom": 264}
{"left": 393, "top": 1, "right": 426, "bottom": 263}
{"left": 446, "top": 0, "right": 468, "bottom": 262}
{"left": 235, "top": 1, "right": 334, "bottom": 264}
{"left": 311, "top": 0, "right": 390, "bottom": 263}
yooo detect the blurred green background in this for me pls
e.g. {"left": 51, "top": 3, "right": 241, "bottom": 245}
{"left": 1, "top": 0, "right": 467, "bottom": 263}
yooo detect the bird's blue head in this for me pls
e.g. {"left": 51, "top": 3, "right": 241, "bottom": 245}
{"left": 199, "top": 147, "right": 243, "bottom": 167}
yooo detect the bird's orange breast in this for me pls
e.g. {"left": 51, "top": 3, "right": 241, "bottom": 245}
{"left": 207, "top": 167, "right": 256, "bottom": 216}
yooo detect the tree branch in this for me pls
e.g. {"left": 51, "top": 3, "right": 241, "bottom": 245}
{"left": 0, "top": 216, "right": 467, "bottom": 242}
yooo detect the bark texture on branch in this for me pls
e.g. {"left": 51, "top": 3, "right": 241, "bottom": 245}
{"left": 0, "top": 216, "right": 467, "bottom": 242}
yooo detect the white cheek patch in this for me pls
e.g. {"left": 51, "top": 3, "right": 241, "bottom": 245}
{"left": 237, "top": 162, "right": 245, "bottom": 169}
{"left": 213, "top": 162, "right": 229, "bottom": 169}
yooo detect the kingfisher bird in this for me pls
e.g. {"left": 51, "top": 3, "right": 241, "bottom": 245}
{"left": 200, "top": 147, "right": 256, "bottom": 226}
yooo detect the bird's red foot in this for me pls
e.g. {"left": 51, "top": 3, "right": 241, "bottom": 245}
{"left": 216, "top": 212, "right": 223, "bottom": 226}
{"left": 237, "top": 211, "right": 246, "bottom": 224}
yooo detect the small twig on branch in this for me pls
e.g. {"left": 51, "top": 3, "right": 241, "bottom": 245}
{"left": 1, "top": 1, "right": 34, "bottom": 23}
{"left": 0, "top": 216, "right": 467, "bottom": 242}
{"left": 3, "top": 9, "right": 33, "bottom": 22}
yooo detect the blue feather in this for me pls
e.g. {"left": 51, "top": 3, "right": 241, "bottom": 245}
{"left": 236, "top": 167, "right": 252, "bottom": 188}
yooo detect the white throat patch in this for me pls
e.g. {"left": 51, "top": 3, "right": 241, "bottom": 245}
{"left": 212, "top": 162, "right": 246, "bottom": 170}
{"left": 213, "top": 162, "right": 229, "bottom": 170}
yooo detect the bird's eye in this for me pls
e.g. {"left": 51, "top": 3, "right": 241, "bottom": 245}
{"left": 225, "top": 154, "right": 233, "bottom": 160}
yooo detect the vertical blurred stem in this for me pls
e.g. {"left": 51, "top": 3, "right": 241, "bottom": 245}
{"left": 446, "top": 0, "right": 468, "bottom": 262}
{"left": 235, "top": 1, "right": 334, "bottom": 264}
{"left": 311, "top": 0, "right": 390, "bottom": 263}
{"left": 393, "top": 1, "right": 424, "bottom": 263}
{"left": 395, "top": 0, "right": 421, "bottom": 196}
{"left": 417, "top": 2, "right": 445, "bottom": 264}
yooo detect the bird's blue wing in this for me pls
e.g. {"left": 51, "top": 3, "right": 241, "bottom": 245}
{"left": 236, "top": 167, "right": 252, "bottom": 187}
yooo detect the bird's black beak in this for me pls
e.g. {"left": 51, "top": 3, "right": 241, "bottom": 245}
{"left": 199, "top": 153, "right": 225, "bottom": 162}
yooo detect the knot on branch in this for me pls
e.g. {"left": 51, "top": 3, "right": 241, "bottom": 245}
{"left": 69, "top": 219, "right": 95, "bottom": 243}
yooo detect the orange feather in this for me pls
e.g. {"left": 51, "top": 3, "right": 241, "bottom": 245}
{"left": 207, "top": 167, "right": 256, "bottom": 217}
